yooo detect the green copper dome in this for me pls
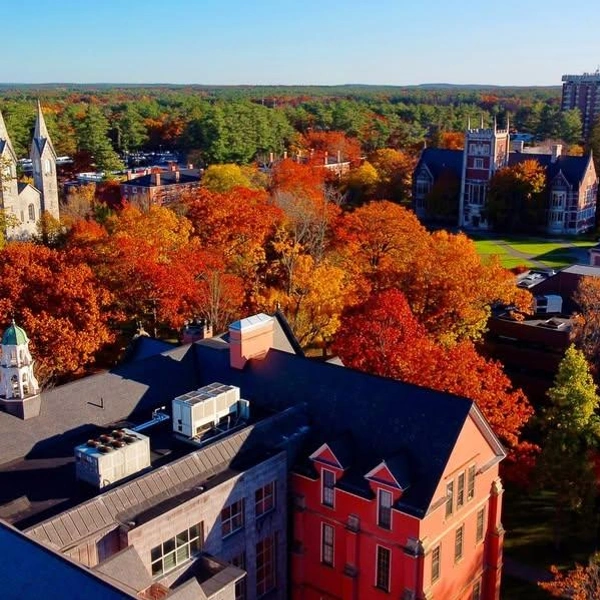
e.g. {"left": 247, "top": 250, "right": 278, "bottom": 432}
{"left": 2, "top": 321, "right": 29, "bottom": 346}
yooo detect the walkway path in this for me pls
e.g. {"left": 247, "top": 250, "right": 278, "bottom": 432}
{"left": 493, "top": 240, "right": 548, "bottom": 269}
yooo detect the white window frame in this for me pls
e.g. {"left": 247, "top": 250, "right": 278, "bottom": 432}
{"left": 474, "top": 158, "right": 484, "bottom": 169}
{"left": 150, "top": 522, "right": 203, "bottom": 577}
{"left": 221, "top": 498, "right": 245, "bottom": 538}
{"left": 457, "top": 472, "right": 465, "bottom": 509}
{"left": 467, "top": 465, "right": 476, "bottom": 501}
{"left": 321, "top": 522, "right": 334, "bottom": 567}
{"left": 375, "top": 545, "right": 391, "bottom": 592}
{"left": 377, "top": 488, "right": 393, "bottom": 530}
{"left": 445, "top": 481, "right": 454, "bottom": 518}
{"left": 476, "top": 507, "right": 485, "bottom": 543}
{"left": 321, "top": 468, "right": 335, "bottom": 508}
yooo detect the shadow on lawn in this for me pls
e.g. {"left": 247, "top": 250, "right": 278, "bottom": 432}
{"left": 532, "top": 247, "right": 585, "bottom": 267}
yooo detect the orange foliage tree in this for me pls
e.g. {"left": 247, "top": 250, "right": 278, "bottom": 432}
{"left": 540, "top": 555, "right": 600, "bottom": 599}
{"left": 333, "top": 289, "right": 534, "bottom": 459}
{"left": 0, "top": 242, "right": 114, "bottom": 383}
{"left": 298, "top": 131, "right": 362, "bottom": 164}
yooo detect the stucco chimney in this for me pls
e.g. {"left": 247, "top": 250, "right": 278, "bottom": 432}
{"left": 151, "top": 172, "right": 161, "bottom": 186}
{"left": 551, "top": 144, "right": 562, "bottom": 163}
{"left": 229, "top": 313, "right": 274, "bottom": 370}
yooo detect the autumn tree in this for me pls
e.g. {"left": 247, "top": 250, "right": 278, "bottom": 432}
{"left": 438, "top": 131, "right": 464, "bottom": 150}
{"left": 401, "top": 231, "right": 532, "bottom": 344}
{"left": 298, "top": 130, "right": 362, "bottom": 164}
{"left": 261, "top": 255, "right": 355, "bottom": 349}
{"left": 334, "top": 201, "right": 429, "bottom": 291}
{"left": 0, "top": 243, "right": 114, "bottom": 383}
{"left": 540, "top": 554, "right": 600, "bottom": 600}
{"left": 201, "top": 164, "right": 266, "bottom": 193}
{"left": 486, "top": 159, "right": 546, "bottom": 232}
{"left": 61, "top": 183, "right": 97, "bottom": 226}
{"left": 368, "top": 148, "right": 417, "bottom": 202}
{"left": 537, "top": 346, "right": 600, "bottom": 547}
{"left": 333, "top": 289, "right": 533, "bottom": 454}
{"left": 573, "top": 276, "right": 600, "bottom": 372}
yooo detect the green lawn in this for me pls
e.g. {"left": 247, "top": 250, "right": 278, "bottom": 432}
{"left": 471, "top": 235, "right": 595, "bottom": 270}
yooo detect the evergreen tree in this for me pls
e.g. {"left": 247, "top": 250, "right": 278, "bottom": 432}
{"left": 538, "top": 345, "right": 600, "bottom": 547}
{"left": 118, "top": 105, "right": 148, "bottom": 152}
{"left": 77, "top": 105, "right": 124, "bottom": 173}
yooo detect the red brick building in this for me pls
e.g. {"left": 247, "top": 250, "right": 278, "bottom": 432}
{"left": 562, "top": 72, "right": 600, "bottom": 138}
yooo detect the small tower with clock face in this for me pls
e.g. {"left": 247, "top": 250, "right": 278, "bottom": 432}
{"left": 458, "top": 117, "right": 510, "bottom": 229}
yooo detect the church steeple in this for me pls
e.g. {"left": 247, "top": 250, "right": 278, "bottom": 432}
{"left": 0, "top": 109, "right": 17, "bottom": 161}
{"left": 32, "top": 99, "right": 56, "bottom": 157}
{"left": 30, "top": 100, "right": 59, "bottom": 221}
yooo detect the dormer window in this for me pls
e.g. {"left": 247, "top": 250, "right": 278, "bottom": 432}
{"left": 322, "top": 469, "right": 335, "bottom": 508}
{"left": 377, "top": 489, "right": 392, "bottom": 530}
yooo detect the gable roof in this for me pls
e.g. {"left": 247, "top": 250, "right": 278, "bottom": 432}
{"left": 508, "top": 152, "right": 592, "bottom": 186}
{"left": 193, "top": 343, "right": 477, "bottom": 517}
{"left": 414, "top": 148, "right": 463, "bottom": 180}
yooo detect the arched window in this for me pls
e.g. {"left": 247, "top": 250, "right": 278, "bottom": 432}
{"left": 28, "top": 204, "right": 35, "bottom": 221}
{"left": 22, "top": 373, "right": 27, "bottom": 382}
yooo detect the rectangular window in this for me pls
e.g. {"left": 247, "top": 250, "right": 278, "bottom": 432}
{"left": 476, "top": 508, "right": 485, "bottom": 542}
{"left": 232, "top": 553, "right": 247, "bottom": 600}
{"left": 321, "top": 523, "right": 334, "bottom": 566}
{"left": 256, "top": 535, "right": 276, "bottom": 597}
{"left": 221, "top": 499, "right": 245, "bottom": 538}
{"left": 378, "top": 489, "right": 392, "bottom": 530}
{"left": 472, "top": 580, "right": 482, "bottom": 600}
{"left": 467, "top": 465, "right": 476, "bottom": 501}
{"left": 150, "top": 523, "right": 204, "bottom": 577}
{"left": 376, "top": 546, "right": 391, "bottom": 592}
{"left": 322, "top": 469, "right": 335, "bottom": 508}
{"left": 457, "top": 473, "right": 465, "bottom": 509}
{"left": 255, "top": 481, "right": 276, "bottom": 517}
{"left": 431, "top": 545, "right": 441, "bottom": 583}
{"left": 455, "top": 525, "right": 464, "bottom": 562}
{"left": 445, "top": 481, "right": 454, "bottom": 518}
{"left": 474, "top": 158, "right": 484, "bottom": 169}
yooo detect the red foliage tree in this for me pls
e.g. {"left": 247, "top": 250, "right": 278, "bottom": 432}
{"left": 333, "top": 290, "right": 534, "bottom": 458}
{"left": 0, "top": 243, "right": 114, "bottom": 383}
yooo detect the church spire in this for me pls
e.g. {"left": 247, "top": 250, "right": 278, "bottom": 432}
{"left": 32, "top": 100, "right": 55, "bottom": 156}
{"left": 0, "top": 109, "right": 16, "bottom": 159}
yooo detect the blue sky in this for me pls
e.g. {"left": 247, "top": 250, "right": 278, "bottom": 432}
{"left": 5, "top": 0, "right": 600, "bottom": 85}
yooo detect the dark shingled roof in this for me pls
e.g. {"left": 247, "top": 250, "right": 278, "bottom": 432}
{"left": 414, "top": 148, "right": 463, "bottom": 180}
{"left": 123, "top": 171, "right": 200, "bottom": 188}
{"left": 508, "top": 152, "right": 591, "bottom": 186}
{"left": 0, "top": 520, "right": 134, "bottom": 599}
{"left": 193, "top": 343, "right": 478, "bottom": 517}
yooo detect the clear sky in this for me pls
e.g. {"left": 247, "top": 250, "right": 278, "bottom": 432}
{"left": 5, "top": 0, "right": 600, "bottom": 86}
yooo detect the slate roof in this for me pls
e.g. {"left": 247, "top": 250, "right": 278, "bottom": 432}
{"left": 193, "top": 342, "right": 482, "bottom": 517}
{"left": 0, "top": 343, "right": 200, "bottom": 466}
{"left": 0, "top": 519, "right": 134, "bottom": 599}
{"left": 93, "top": 545, "right": 152, "bottom": 593}
{"left": 509, "top": 152, "right": 592, "bottom": 186}
{"left": 414, "top": 148, "right": 463, "bottom": 180}
{"left": 123, "top": 171, "right": 200, "bottom": 188}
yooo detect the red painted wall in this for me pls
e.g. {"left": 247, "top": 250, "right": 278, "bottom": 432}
{"left": 291, "top": 414, "right": 504, "bottom": 600}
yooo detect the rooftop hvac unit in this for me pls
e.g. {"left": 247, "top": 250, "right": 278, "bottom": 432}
{"left": 172, "top": 383, "right": 247, "bottom": 439}
{"left": 74, "top": 428, "right": 151, "bottom": 489}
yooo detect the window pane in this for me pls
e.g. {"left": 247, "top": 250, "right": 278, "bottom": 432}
{"left": 467, "top": 466, "right": 476, "bottom": 500}
{"left": 432, "top": 546, "right": 441, "bottom": 582}
{"left": 445, "top": 482, "right": 454, "bottom": 517}
{"left": 176, "top": 530, "right": 189, "bottom": 546}
{"left": 376, "top": 546, "right": 390, "bottom": 591}
{"left": 151, "top": 560, "right": 163, "bottom": 576}
{"left": 455, "top": 526, "right": 464, "bottom": 562}
{"left": 163, "top": 538, "right": 175, "bottom": 554}
{"left": 163, "top": 551, "right": 176, "bottom": 571}
{"left": 378, "top": 490, "right": 392, "bottom": 529}
{"left": 176, "top": 544, "right": 189, "bottom": 563}
{"left": 151, "top": 545, "right": 162, "bottom": 562}
{"left": 457, "top": 473, "right": 465, "bottom": 509}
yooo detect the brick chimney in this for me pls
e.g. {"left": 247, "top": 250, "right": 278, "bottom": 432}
{"left": 551, "top": 144, "right": 562, "bottom": 163}
{"left": 151, "top": 172, "right": 161, "bottom": 186}
{"left": 229, "top": 314, "right": 274, "bottom": 370}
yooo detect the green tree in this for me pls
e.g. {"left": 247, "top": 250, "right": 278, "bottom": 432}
{"left": 538, "top": 346, "right": 600, "bottom": 548}
{"left": 559, "top": 108, "right": 583, "bottom": 144}
{"left": 77, "top": 105, "right": 124, "bottom": 173}
{"left": 117, "top": 104, "right": 148, "bottom": 152}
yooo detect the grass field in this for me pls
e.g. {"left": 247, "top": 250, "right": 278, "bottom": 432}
{"left": 472, "top": 235, "right": 595, "bottom": 270}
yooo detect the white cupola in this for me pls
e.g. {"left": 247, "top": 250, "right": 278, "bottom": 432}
{"left": 0, "top": 321, "right": 41, "bottom": 419}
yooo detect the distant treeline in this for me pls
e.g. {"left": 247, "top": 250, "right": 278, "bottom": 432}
{"left": 0, "top": 85, "right": 576, "bottom": 169}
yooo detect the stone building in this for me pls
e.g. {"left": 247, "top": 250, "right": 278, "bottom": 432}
{"left": 561, "top": 71, "right": 600, "bottom": 138}
{"left": 0, "top": 101, "right": 60, "bottom": 237}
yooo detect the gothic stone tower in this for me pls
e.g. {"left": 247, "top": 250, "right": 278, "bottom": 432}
{"left": 0, "top": 321, "right": 41, "bottom": 420}
{"left": 0, "top": 110, "right": 20, "bottom": 224}
{"left": 30, "top": 100, "right": 60, "bottom": 221}
{"left": 458, "top": 117, "right": 510, "bottom": 229}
